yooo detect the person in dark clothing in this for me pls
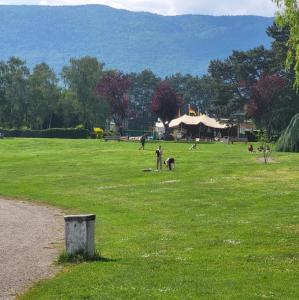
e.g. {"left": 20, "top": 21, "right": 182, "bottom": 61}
{"left": 139, "top": 135, "right": 146, "bottom": 150}
{"left": 156, "top": 145, "right": 163, "bottom": 170}
{"left": 164, "top": 157, "right": 175, "bottom": 171}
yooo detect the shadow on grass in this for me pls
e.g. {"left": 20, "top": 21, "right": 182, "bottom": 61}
{"left": 58, "top": 250, "right": 119, "bottom": 264}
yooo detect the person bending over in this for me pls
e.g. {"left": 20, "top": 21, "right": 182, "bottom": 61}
{"left": 189, "top": 142, "right": 197, "bottom": 150}
{"left": 164, "top": 157, "right": 175, "bottom": 171}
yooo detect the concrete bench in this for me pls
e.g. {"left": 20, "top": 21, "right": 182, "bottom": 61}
{"left": 221, "top": 137, "right": 248, "bottom": 144}
{"left": 104, "top": 136, "right": 121, "bottom": 142}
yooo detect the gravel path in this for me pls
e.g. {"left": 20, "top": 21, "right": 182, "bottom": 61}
{"left": 0, "top": 199, "right": 64, "bottom": 300}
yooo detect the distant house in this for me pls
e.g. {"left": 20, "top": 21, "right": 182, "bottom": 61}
{"left": 239, "top": 120, "right": 256, "bottom": 136}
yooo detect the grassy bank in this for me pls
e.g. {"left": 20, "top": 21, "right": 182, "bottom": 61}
{"left": 0, "top": 139, "right": 298, "bottom": 299}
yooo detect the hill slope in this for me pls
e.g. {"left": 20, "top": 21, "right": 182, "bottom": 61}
{"left": 0, "top": 5, "right": 273, "bottom": 76}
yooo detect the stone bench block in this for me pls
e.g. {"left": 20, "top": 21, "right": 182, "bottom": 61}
{"left": 64, "top": 214, "right": 96, "bottom": 257}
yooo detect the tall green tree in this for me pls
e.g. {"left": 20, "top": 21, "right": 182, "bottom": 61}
{"left": 267, "top": 23, "right": 290, "bottom": 70}
{"left": 183, "top": 75, "right": 216, "bottom": 114}
{"left": 166, "top": 74, "right": 215, "bottom": 115}
{"left": 62, "top": 56, "right": 105, "bottom": 128}
{"left": 28, "top": 63, "right": 60, "bottom": 129}
{"left": 208, "top": 46, "right": 275, "bottom": 118}
{"left": 0, "top": 57, "right": 29, "bottom": 128}
{"left": 0, "top": 61, "right": 7, "bottom": 125}
{"left": 274, "top": 0, "right": 299, "bottom": 89}
{"left": 128, "top": 70, "right": 161, "bottom": 130}
{"left": 166, "top": 73, "right": 190, "bottom": 114}
{"left": 57, "top": 89, "right": 80, "bottom": 128}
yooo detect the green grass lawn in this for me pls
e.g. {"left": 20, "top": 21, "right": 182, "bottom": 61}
{"left": 0, "top": 139, "right": 298, "bottom": 299}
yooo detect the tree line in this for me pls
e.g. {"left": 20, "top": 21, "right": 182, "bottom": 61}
{"left": 0, "top": 21, "right": 298, "bottom": 139}
{"left": 0, "top": 55, "right": 213, "bottom": 132}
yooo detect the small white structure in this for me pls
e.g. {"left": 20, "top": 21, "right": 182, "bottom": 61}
{"left": 155, "top": 119, "right": 166, "bottom": 138}
{"left": 64, "top": 214, "right": 96, "bottom": 257}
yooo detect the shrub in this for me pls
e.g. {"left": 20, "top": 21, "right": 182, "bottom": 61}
{"left": 93, "top": 127, "right": 104, "bottom": 139}
{"left": 245, "top": 130, "right": 258, "bottom": 142}
{"left": 103, "top": 130, "right": 116, "bottom": 137}
{"left": 75, "top": 124, "right": 85, "bottom": 130}
{"left": 258, "top": 130, "right": 271, "bottom": 164}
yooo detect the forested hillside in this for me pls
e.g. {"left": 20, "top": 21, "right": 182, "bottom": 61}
{"left": 0, "top": 5, "right": 273, "bottom": 76}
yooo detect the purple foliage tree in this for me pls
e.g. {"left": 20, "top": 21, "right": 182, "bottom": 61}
{"left": 96, "top": 71, "right": 131, "bottom": 135}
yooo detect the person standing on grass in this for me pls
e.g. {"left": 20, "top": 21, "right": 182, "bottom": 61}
{"left": 139, "top": 135, "right": 146, "bottom": 150}
{"left": 156, "top": 145, "right": 163, "bottom": 171}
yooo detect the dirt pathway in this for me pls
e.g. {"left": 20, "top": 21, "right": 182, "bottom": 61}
{"left": 0, "top": 199, "right": 64, "bottom": 299}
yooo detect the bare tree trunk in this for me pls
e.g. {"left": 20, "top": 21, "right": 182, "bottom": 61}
{"left": 48, "top": 113, "right": 53, "bottom": 129}
{"left": 263, "top": 147, "right": 268, "bottom": 164}
{"left": 113, "top": 115, "right": 123, "bottom": 136}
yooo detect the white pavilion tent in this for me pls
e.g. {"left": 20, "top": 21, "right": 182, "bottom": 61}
{"left": 169, "top": 114, "right": 228, "bottom": 129}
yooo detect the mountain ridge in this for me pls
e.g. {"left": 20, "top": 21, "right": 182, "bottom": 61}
{"left": 0, "top": 5, "right": 274, "bottom": 76}
{"left": 0, "top": 4, "right": 274, "bottom": 18}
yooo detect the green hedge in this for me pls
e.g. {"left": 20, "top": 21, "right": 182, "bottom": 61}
{"left": 245, "top": 130, "right": 258, "bottom": 142}
{"left": 123, "top": 130, "right": 152, "bottom": 137}
{"left": 0, "top": 128, "right": 89, "bottom": 139}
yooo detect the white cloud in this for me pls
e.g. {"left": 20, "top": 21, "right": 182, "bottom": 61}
{"left": 4, "top": 0, "right": 278, "bottom": 17}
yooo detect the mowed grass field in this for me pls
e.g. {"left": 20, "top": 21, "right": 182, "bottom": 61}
{"left": 0, "top": 139, "right": 298, "bottom": 299}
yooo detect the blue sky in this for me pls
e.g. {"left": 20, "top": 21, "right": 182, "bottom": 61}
{"left": 0, "top": 0, "right": 278, "bottom": 16}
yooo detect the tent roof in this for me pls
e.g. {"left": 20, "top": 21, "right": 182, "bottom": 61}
{"left": 169, "top": 114, "right": 228, "bottom": 129}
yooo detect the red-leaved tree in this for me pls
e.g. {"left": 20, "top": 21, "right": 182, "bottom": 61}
{"left": 247, "top": 74, "right": 286, "bottom": 137}
{"left": 96, "top": 71, "right": 131, "bottom": 135}
{"left": 151, "top": 81, "right": 182, "bottom": 139}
